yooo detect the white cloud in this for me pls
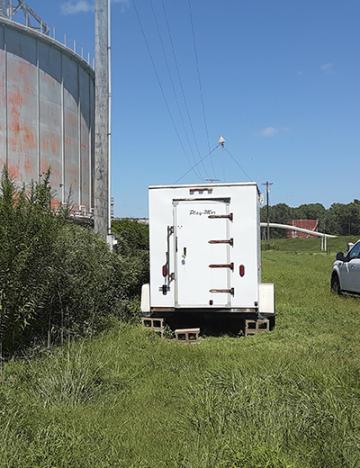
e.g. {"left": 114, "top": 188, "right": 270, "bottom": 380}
{"left": 320, "top": 62, "right": 335, "bottom": 73}
{"left": 61, "top": 0, "right": 129, "bottom": 15}
{"left": 61, "top": 0, "right": 93, "bottom": 15}
{"left": 259, "top": 127, "right": 279, "bottom": 138}
{"left": 258, "top": 127, "right": 290, "bottom": 138}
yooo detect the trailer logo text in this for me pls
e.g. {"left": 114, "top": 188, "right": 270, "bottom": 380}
{"left": 189, "top": 209, "right": 216, "bottom": 216}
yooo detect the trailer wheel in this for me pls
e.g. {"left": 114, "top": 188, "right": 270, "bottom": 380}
{"left": 331, "top": 274, "right": 342, "bottom": 295}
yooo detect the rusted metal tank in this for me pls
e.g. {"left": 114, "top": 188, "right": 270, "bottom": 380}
{"left": 0, "top": 15, "right": 95, "bottom": 213}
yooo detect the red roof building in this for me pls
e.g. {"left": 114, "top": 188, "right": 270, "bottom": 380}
{"left": 288, "top": 219, "right": 319, "bottom": 238}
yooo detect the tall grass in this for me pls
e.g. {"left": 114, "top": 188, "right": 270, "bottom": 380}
{"left": 0, "top": 239, "right": 359, "bottom": 466}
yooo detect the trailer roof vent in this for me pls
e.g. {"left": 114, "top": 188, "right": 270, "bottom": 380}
{"left": 189, "top": 188, "right": 213, "bottom": 195}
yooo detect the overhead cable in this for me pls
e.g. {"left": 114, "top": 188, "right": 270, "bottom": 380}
{"left": 175, "top": 144, "right": 220, "bottom": 183}
{"left": 149, "top": 0, "right": 201, "bottom": 178}
{"left": 162, "top": 0, "right": 209, "bottom": 179}
{"left": 223, "top": 147, "right": 253, "bottom": 181}
{"left": 187, "top": 0, "right": 215, "bottom": 178}
{"left": 133, "top": 0, "right": 192, "bottom": 166}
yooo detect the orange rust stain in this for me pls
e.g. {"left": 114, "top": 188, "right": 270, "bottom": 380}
{"left": 8, "top": 163, "right": 20, "bottom": 179}
{"left": 8, "top": 90, "right": 22, "bottom": 152}
{"left": 23, "top": 82, "right": 32, "bottom": 95}
{"left": 41, "top": 136, "right": 50, "bottom": 153}
{"left": 23, "top": 125, "right": 37, "bottom": 150}
{"left": 8, "top": 90, "right": 38, "bottom": 155}
{"left": 52, "top": 167, "right": 61, "bottom": 179}
{"left": 50, "top": 135, "right": 60, "bottom": 155}
{"left": 24, "top": 155, "right": 34, "bottom": 175}
{"left": 17, "top": 62, "right": 30, "bottom": 76}
{"left": 40, "top": 161, "right": 50, "bottom": 174}
{"left": 41, "top": 133, "right": 60, "bottom": 157}
{"left": 51, "top": 198, "right": 61, "bottom": 209}
{"left": 8, "top": 90, "right": 24, "bottom": 107}
{"left": 16, "top": 63, "right": 34, "bottom": 95}
{"left": 40, "top": 162, "right": 60, "bottom": 178}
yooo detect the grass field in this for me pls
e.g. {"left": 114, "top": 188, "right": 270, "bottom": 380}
{"left": 0, "top": 237, "right": 359, "bottom": 467}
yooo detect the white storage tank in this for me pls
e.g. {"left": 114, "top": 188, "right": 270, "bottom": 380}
{"left": 0, "top": 13, "right": 95, "bottom": 214}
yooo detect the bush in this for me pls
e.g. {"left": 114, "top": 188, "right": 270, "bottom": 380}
{"left": 112, "top": 218, "right": 149, "bottom": 297}
{"left": 112, "top": 219, "right": 149, "bottom": 255}
{"left": 0, "top": 170, "right": 142, "bottom": 357}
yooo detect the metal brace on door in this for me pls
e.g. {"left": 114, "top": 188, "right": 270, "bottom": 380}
{"left": 161, "top": 226, "right": 175, "bottom": 295}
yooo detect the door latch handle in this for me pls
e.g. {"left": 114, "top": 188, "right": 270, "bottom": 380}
{"left": 181, "top": 247, "right": 187, "bottom": 264}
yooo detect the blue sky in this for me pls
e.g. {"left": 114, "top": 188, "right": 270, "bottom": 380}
{"left": 30, "top": 0, "right": 360, "bottom": 217}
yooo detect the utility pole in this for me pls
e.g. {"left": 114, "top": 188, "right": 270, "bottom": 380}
{"left": 94, "top": 0, "right": 112, "bottom": 244}
{"left": 262, "top": 182, "right": 273, "bottom": 241}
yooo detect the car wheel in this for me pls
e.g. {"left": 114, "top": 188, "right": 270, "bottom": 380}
{"left": 331, "top": 274, "right": 341, "bottom": 295}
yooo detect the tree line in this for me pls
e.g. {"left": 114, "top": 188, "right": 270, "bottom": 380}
{"left": 260, "top": 200, "right": 360, "bottom": 237}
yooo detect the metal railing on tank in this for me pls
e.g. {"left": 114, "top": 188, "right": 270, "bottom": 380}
{"left": 0, "top": 0, "right": 95, "bottom": 67}
{"left": 0, "top": 0, "right": 48, "bottom": 34}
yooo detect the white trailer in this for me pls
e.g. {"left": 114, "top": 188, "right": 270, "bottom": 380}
{"left": 141, "top": 182, "right": 275, "bottom": 332}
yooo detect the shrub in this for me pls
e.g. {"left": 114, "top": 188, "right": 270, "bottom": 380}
{"left": 0, "top": 169, "right": 142, "bottom": 357}
{"left": 112, "top": 218, "right": 150, "bottom": 300}
{"left": 112, "top": 218, "right": 149, "bottom": 255}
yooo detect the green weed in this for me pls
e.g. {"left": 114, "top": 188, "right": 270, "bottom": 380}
{"left": 0, "top": 239, "right": 359, "bottom": 467}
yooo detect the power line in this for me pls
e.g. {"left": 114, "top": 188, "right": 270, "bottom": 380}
{"left": 149, "top": 0, "right": 201, "bottom": 178}
{"left": 175, "top": 144, "right": 220, "bottom": 183}
{"left": 187, "top": 0, "right": 215, "bottom": 178}
{"left": 162, "top": 0, "right": 208, "bottom": 179}
{"left": 133, "top": 0, "right": 192, "bottom": 168}
{"left": 223, "top": 147, "right": 253, "bottom": 181}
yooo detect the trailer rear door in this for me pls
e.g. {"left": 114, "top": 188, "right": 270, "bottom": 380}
{"left": 174, "top": 200, "right": 232, "bottom": 308}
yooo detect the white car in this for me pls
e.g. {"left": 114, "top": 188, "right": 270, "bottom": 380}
{"left": 331, "top": 240, "right": 360, "bottom": 295}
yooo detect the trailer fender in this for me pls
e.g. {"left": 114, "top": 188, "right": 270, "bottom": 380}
{"left": 141, "top": 284, "right": 150, "bottom": 314}
{"left": 259, "top": 283, "right": 275, "bottom": 314}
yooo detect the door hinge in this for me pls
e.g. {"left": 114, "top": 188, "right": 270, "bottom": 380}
{"left": 209, "top": 263, "right": 234, "bottom": 271}
{"left": 208, "top": 213, "right": 233, "bottom": 221}
{"left": 209, "top": 288, "right": 234, "bottom": 296}
{"left": 208, "top": 238, "right": 234, "bottom": 246}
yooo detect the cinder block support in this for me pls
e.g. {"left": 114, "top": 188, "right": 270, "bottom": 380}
{"left": 142, "top": 318, "right": 165, "bottom": 337}
{"left": 245, "top": 319, "right": 270, "bottom": 336}
{"left": 175, "top": 328, "right": 200, "bottom": 342}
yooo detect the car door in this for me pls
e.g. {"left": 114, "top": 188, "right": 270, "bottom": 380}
{"left": 346, "top": 243, "right": 360, "bottom": 293}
